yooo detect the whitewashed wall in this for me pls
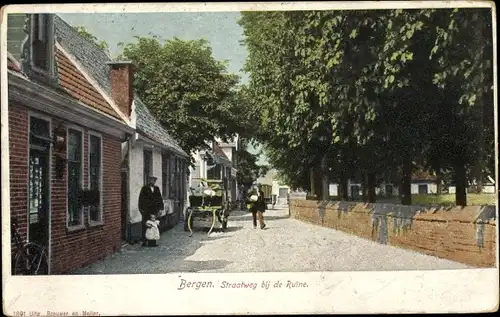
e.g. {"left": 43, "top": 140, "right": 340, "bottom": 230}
{"left": 129, "top": 141, "right": 144, "bottom": 224}
{"left": 482, "top": 185, "right": 496, "bottom": 194}
{"left": 329, "top": 184, "right": 338, "bottom": 196}
{"left": 128, "top": 142, "right": 165, "bottom": 224}
{"left": 411, "top": 182, "right": 437, "bottom": 194}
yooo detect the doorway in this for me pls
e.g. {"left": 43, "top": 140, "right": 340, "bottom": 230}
{"left": 418, "top": 184, "right": 428, "bottom": 194}
{"left": 28, "top": 149, "right": 50, "bottom": 247}
{"left": 28, "top": 115, "right": 51, "bottom": 250}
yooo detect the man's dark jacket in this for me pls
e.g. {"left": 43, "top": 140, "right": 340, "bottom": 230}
{"left": 138, "top": 185, "right": 164, "bottom": 219}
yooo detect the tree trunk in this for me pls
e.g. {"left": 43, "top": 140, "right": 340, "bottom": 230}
{"left": 340, "top": 173, "right": 349, "bottom": 200}
{"left": 309, "top": 167, "right": 315, "bottom": 198}
{"left": 473, "top": 158, "right": 484, "bottom": 194}
{"left": 454, "top": 162, "right": 467, "bottom": 206}
{"left": 401, "top": 160, "right": 412, "bottom": 205}
{"left": 361, "top": 172, "right": 368, "bottom": 202}
{"left": 367, "top": 172, "right": 376, "bottom": 203}
{"left": 436, "top": 166, "right": 442, "bottom": 195}
{"left": 320, "top": 155, "right": 329, "bottom": 200}
{"left": 313, "top": 166, "right": 324, "bottom": 200}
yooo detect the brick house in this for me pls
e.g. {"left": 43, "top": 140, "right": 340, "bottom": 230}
{"left": 49, "top": 16, "right": 191, "bottom": 243}
{"left": 7, "top": 13, "right": 136, "bottom": 274}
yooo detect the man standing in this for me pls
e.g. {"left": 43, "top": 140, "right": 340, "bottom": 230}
{"left": 138, "top": 175, "right": 164, "bottom": 245}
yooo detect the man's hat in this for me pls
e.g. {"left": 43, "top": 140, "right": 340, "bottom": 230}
{"left": 148, "top": 175, "right": 158, "bottom": 180}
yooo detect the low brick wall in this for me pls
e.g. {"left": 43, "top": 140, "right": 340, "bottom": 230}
{"left": 290, "top": 199, "right": 497, "bottom": 268}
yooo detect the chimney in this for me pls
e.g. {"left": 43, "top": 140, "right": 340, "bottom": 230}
{"left": 106, "top": 60, "right": 134, "bottom": 118}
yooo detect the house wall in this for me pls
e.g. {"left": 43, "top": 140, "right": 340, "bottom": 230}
{"left": 128, "top": 142, "right": 165, "bottom": 222}
{"left": 482, "top": 185, "right": 496, "bottom": 194}
{"left": 9, "top": 102, "right": 123, "bottom": 274}
{"left": 128, "top": 141, "right": 144, "bottom": 225}
{"left": 128, "top": 141, "right": 187, "bottom": 241}
{"left": 411, "top": 182, "right": 437, "bottom": 194}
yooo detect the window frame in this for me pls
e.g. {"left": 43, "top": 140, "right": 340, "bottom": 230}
{"left": 29, "top": 14, "right": 56, "bottom": 78}
{"left": 161, "top": 152, "right": 170, "bottom": 199}
{"left": 87, "top": 131, "right": 104, "bottom": 226}
{"left": 26, "top": 112, "right": 52, "bottom": 243}
{"left": 66, "top": 126, "right": 85, "bottom": 231}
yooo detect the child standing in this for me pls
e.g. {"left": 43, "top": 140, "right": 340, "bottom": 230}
{"left": 145, "top": 214, "right": 160, "bottom": 247}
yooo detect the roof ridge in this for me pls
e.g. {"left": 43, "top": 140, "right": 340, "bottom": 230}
{"left": 55, "top": 15, "right": 112, "bottom": 60}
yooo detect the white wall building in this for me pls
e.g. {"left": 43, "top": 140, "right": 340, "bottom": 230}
{"left": 257, "top": 169, "right": 290, "bottom": 205}
{"left": 122, "top": 98, "right": 190, "bottom": 243}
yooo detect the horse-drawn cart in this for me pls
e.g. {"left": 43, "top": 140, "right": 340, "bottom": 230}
{"left": 186, "top": 179, "right": 231, "bottom": 237}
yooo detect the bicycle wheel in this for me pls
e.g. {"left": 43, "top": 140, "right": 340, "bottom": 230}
{"left": 13, "top": 243, "right": 48, "bottom": 275}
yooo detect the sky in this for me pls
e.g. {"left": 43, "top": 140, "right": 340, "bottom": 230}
{"left": 59, "top": 12, "right": 249, "bottom": 82}
{"left": 59, "top": 12, "right": 266, "bottom": 164}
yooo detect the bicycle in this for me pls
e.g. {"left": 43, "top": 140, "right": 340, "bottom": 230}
{"left": 11, "top": 217, "right": 49, "bottom": 275}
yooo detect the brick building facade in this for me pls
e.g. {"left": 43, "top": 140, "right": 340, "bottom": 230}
{"left": 7, "top": 13, "right": 134, "bottom": 274}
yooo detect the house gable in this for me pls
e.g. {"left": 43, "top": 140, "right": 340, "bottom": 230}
{"left": 55, "top": 47, "right": 122, "bottom": 120}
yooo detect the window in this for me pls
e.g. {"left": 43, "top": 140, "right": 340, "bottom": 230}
{"left": 207, "top": 164, "right": 221, "bottom": 180}
{"left": 29, "top": 14, "right": 54, "bottom": 75}
{"left": 67, "top": 129, "right": 83, "bottom": 227}
{"left": 385, "top": 184, "right": 394, "bottom": 196}
{"left": 180, "top": 161, "right": 186, "bottom": 201}
{"left": 88, "top": 134, "right": 102, "bottom": 223}
{"left": 162, "top": 153, "right": 170, "bottom": 198}
{"left": 418, "top": 184, "right": 428, "bottom": 194}
{"left": 351, "top": 185, "right": 360, "bottom": 199}
{"left": 143, "top": 149, "right": 153, "bottom": 186}
{"left": 169, "top": 156, "right": 177, "bottom": 199}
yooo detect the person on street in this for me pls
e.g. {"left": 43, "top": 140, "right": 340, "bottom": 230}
{"left": 145, "top": 213, "right": 160, "bottom": 247}
{"left": 256, "top": 185, "right": 267, "bottom": 229}
{"left": 247, "top": 184, "right": 266, "bottom": 229}
{"left": 138, "top": 175, "right": 164, "bottom": 246}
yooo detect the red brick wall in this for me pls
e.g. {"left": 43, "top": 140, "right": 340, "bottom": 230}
{"left": 9, "top": 103, "right": 29, "bottom": 249}
{"left": 9, "top": 102, "right": 123, "bottom": 274}
{"left": 290, "top": 199, "right": 497, "bottom": 268}
{"left": 51, "top": 119, "right": 123, "bottom": 274}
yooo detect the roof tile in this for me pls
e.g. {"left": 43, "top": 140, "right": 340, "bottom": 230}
{"left": 54, "top": 15, "right": 187, "bottom": 157}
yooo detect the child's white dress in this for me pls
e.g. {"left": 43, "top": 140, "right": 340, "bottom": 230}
{"left": 145, "top": 219, "right": 160, "bottom": 240}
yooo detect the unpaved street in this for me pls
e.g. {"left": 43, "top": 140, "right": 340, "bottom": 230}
{"left": 72, "top": 206, "right": 470, "bottom": 274}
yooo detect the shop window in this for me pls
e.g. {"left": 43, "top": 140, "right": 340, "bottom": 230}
{"left": 67, "top": 129, "right": 83, "bottom": 227}
{"left": 88, "top": 133, "right": 102, "bottom": 223}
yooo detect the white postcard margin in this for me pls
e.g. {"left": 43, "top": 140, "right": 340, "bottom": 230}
{"left": 1, "top": 1, "right": 499, "bottom": 315}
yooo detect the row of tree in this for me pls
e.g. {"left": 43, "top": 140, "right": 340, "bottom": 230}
{"left": 238, "top": 8, "right": 494, "bottom": 206}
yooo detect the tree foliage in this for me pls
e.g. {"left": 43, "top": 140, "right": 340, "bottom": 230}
{"left": 118, "top": 37, "right": 256, "bottom": 158}
{"left": 236, "top": 139, "right": 270, "bottom": 188}
{"left": 239, "top": 8, "right": 494, "bottom": 205}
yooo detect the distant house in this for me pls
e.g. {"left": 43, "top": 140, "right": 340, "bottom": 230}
{"left": 7, "top": 13, "right": 135, "bottom": 274}
{"left": 327, "top": 170, "right": 439, "bottom": 200}
{"left": 214, "top": 136, "right": 240, "bottom": 204}
{"left": 257, "top": 169, "right": 290, "bottom": 205}
{"left": 128, "top": 97, "right": 190, "bottom": 242}
{"left": 189, "top": 138, "right": 238, "bottom": 214}
{"left": 52, "top": 15, "right": 191, "bottom": 244}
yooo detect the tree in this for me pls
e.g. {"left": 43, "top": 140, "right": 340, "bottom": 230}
{"left": 236, "top": 139, "right": 269, "bottom": 188}
{"left": 239, "top": 8, "right": 494, "bottom": 206}
{"left": 75, "top": 26, "right": 110, "bottom": 53}
{"left": 118, "top": 37, "right": 255, "bottom": 161}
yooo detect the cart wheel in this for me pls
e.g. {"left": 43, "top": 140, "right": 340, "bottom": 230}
{"left": 184, "top": 212, "right": 194, "bottom": 232}
{"left": 222, "top": 220, "right": 228, "bottom": 230}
